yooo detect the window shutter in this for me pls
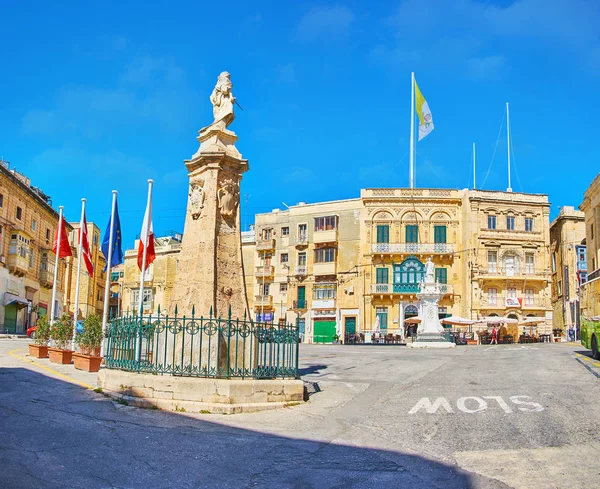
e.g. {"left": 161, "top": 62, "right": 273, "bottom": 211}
{"left": 435, "top": 268, "right": 447, "bottom": 284}
{"left": 434, "top": 225, "right": 446, "bottom": 244}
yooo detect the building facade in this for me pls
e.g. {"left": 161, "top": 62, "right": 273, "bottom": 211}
{"left": 121, "top": 233, "right": 181, "bottom": 315}
{"left": 549, "top": 206, "right": 586, "bottom": 334}
{"left": 64, "top": 221, "right": 107, "bottom": 320}
{"left": 580, "top": 174, "right": 600, "bottom": 319}
{"left": 0, "top": 161, "right": 72, "bottom": 333}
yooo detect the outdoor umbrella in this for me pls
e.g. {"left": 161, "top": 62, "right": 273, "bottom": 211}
{"left": 478, "top": 317, "right": 518, "bottom": 324}
{"left": 372, "top": 315, "right": 380, "bottom": 334}
{"left": 404, "top": 316, "right": 422, "bottom": 324}
{"left": 519, "top": 316, "right": 546, "bottom": 335}
{"left": 441, "top": 316, "right": 476, "bottom": 327}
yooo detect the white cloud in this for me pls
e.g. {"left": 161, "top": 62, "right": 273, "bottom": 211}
{"left": 296, "top": 5, "right": 353, "bottom": 41}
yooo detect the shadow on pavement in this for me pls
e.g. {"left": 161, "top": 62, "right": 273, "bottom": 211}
{"left": 298, "top": 363, "right": 328, "bottom": 376}
{"left": 0, "top": 367, "right": 506, "bottom": 489}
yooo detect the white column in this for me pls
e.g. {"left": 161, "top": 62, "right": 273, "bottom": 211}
{"left": 71, "top": 199, "right": 86, "bottom": 350}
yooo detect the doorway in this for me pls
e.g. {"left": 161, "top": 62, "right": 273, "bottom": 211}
{"left": 404, "top": 304, "right": 419, "bottom": 337}
{"left": 4, "top": 304, "right": 18, "bottom": 334}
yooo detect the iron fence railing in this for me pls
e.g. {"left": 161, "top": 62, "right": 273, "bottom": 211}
{"left": 104, "top": 307, "right": 300, "bottom": 380}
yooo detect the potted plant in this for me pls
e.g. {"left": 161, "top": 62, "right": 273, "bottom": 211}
{"left": 73, "top": 314, "right": 103, "bottom": 372}
{"left": 48, "top": 314, "right": 74, "bottom": 364}
{"left": 28, "top": 315, "right": 51, "bottom": 358}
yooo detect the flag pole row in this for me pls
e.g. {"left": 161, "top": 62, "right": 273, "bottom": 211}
{"left": 47, "top": 179, "right": 156, "bottom": 351}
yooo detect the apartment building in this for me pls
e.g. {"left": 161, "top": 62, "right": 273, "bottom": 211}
{"left": 549, "top": 206, "right": 587, "bottom": 333}
{"left": 0, "top": 161, "right": 72, "bottom": 333}
{"left": 250, "top": 188, "right": 553, "bottom": 342}
{"left": 580, "top": 173, "right": 600, "bottom": 319}
{"left": 64, "top": 221, "right": 107, "bottom": 319}
{"left": 466, "top": 190, "right": 552, "bottom": 331}
{"left": 252, "top": 199, "right": 361, "bottom": 342}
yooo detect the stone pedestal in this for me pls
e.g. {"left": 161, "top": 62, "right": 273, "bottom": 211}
{"left": 168, "top": 125, "right": 252, "bottom": 371}
{"left": 408, "top": 280, "right": 456, "bottom": 349}
{"left": 169, "top": 125, "right": 250, "bottom": 320}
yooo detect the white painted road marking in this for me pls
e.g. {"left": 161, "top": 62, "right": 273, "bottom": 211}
{"left": 408, "top": 395, "right": 544, "bottom": 414}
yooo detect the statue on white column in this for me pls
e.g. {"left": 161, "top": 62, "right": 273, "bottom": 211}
{"left": 425, "top": 256, "right": 435, "bottom": 283}
{"left": 209, "top": 72, "right": 236, "bottom": 131}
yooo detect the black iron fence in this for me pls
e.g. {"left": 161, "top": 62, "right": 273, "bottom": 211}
{"left": 104, "top": 308, "right": 300, "bottom": 379}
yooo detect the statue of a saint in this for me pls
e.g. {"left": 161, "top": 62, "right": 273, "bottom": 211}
{"left": 425, "top": 257, "right": 435, "bottom": 283}
{"left": 209, "top": 72, "right": 235, "bottom": 130}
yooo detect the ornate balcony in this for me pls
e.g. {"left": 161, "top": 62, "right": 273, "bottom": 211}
{"left": 294, "top": 265, "right": 308, "bottom": 276}
{"left": 7, "top": 252, "right": 28, "bottom": 277}
{"left": 480, "top": 296, "right": 549, "bottom": 309}
{"left": 255, "top": 265, "right": 274, "bottom": 278}
{"left": 293, "top": 300, "right": 307, "bottom": 309}
{"left": 254, "top": 295, "right": 273, "bottom": 308}
{"left": 370, "top": 283, "right": 454, "bottom": 295}
{"left": 39, "top": 270, "right": 54, "bottom": 288}
{"left": 256, "top": 238, "right": 276, "bottom": 252}
{"left": 371, "top": 243, "right": 454, "bottom": 255}
{"left": 295, "top": 235, "right": 308, "bottom": 246}
{"left": 475, "top": 267, "right": 550, "bottom": 281}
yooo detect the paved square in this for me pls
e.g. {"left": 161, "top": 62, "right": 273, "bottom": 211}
{"left": 1, "top": 339, "right": 599, "bottom": 488}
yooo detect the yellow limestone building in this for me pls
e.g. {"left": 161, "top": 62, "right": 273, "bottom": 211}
{"left": 249, "top": 188, "right": 553, "bottom": 342}
{"left": 580, "top": 173, "right": 600, "bottom": 319}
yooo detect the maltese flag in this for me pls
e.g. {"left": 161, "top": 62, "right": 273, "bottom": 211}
{"left": 137, "top": 187, "right": 156, "bottom": 272}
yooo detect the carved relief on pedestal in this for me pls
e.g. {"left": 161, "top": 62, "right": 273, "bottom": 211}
{"left": 188, "top": 180, "right": 206, "bottom": 220}
{"left": 217, "top": 178, "right": 239, "bottom": 220}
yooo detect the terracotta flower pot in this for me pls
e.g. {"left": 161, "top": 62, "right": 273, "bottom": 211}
{"left": 28, "top": 344, "right": 49, "bottom": 359}
{"left": 48, "top": 348, "right": 74, "bottom": 364}
{"left": 466, "top": 340, "right": 478, "bottom": 345}
{"left": 73, "top": 353, "right": 102, "bottom": 372}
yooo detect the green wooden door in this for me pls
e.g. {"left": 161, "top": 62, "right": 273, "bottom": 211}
{"left": 4, "top": 304, "right": 17, "bottom": 334}
{"left": 297, "top": 286, "right": 306, "bottom": 309}
{"left": 345, "top": 317, "right": 356, "bottom": 335}
{"left": 313, "top": 320, "right": 336, "bottom": 343}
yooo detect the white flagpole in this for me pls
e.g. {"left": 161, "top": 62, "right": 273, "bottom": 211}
{"left": 71, "top": 199, "right": 86, "bottom": 350}
{"left": 100, "top": 190, "right": 118, "bottom": 358}
{"left": 409, "top": 72, "right": 415, "bottom": 189}
{"left": 49, "top": 206, "right": 64, "bottom": 325}
{"left": 136, "top": 180, "right": 153, "bottom": 362}
{"left": 138, "top": 180, "right": 154, "bottom": 318}
{"left": 506, "top": 102, "right": 512, "bottom": 192}
{"left": 473, "top": 142, "right": 477, "bottom": 189}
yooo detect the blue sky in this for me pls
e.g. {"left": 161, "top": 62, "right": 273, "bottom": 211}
{"left": 2, "top": 0, "right": 599, "bottom": 245}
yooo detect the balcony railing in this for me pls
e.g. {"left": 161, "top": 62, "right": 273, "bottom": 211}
{"left": 256, "top": 238, "right": 276, "bottom": 251}
{"left": 295, "top": 235, "right": 308, "bottom": 246}
{"left": 313, "top": 229, "right": 337, "bottom": 244}
{"left": 255, "top": 265, "right": 274, "bottom": 278}
{"left": 254, "top": 295, "right": 273, "bottom": 307}
{"left": 476, "top": 267, "right": 550, "bottom": 279}
{"left": 577, "top": 261, "right": 587, "bottom": 271}
{"left": 481, "top": 296, "right": 549, "bottom": 308}
{"left": 294, "top": 265, "right": 308, "bottom": 276}
{"left": 588, "top": 268, "right": 600, "bottom": 282}
{"left": 293, "top": 300, "right": 306, "bottom": 309}
{"left": 370, "top": 283, "right": 454, "bottom": 295}
{"left": 371, "top": 243, "right": 454, "bottom": 254}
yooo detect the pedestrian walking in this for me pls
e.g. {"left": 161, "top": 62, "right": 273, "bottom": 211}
{"left": 490, "top": 326, "right": 498, "bottom": 345}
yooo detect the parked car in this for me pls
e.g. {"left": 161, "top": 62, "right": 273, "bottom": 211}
{"left": 27, "top": 321, "right": 83, "bottom": 339}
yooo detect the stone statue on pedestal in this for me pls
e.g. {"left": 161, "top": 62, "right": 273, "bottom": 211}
{"left": 425, "top": 256, "right": 435, "bottom": 283}
{"left": 208, "top": 72, "right": 236, "bottom": 131}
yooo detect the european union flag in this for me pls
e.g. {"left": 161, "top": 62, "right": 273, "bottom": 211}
{"left": 102, "top": 199, "right": 124, "bottom": 270}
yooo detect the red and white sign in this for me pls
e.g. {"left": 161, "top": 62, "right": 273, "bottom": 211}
{"left": 505, "top": 297, "right": 522, "bottom": 307}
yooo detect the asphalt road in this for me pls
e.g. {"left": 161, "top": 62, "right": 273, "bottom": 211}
{"left": 1, "top": 339, "right": 599, "bottom": 488}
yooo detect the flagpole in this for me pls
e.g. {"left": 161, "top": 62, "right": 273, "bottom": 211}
{"left": 473, "top": 142, "right": 477, "bottom": 189}
{"left": 409, "top": 72, "right": 415, "bottom": 189}
{"left": 100, "top": 190, "right": 118, "bottom": 358}
{"left": 138, "top": 180, "right": 153, "bottom": 318}
{"left": 71, "top": 199, "right": 86, "bottom": 350}
{"left": 49, "top": 206, "right": 64, "bottom": 325}
{"left": 506, "top": 102, "right": 512, "bottom": 192}
{"left": 136, "top": 180, "right": 153, "bottom": 362}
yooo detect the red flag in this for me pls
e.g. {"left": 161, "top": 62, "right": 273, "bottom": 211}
{"left": 80, "top": 212, "right": 94, "bottom": 276}
{"left": 137, "top": 191, "right": 155, "bottom": 272}
{"left": 52, "top": 216, "right": 72, "bottom": 259}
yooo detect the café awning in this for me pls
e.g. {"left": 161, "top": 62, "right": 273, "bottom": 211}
{"left": 441, "top": 316, "right": 476, "bottom": 326}
{"left": 478, "top": 316, "right": 518, "bottom": 324}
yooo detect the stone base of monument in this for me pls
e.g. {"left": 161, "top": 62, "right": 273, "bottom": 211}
{"left": 98, "top": 370, "right": 305, "bottom": 414}
{"left": 408, "top": 332, "right": 457, "bottom": 349}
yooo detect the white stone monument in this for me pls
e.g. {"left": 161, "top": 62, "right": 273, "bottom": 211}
{"left": 408, "top": 257, "right": 456, "bottom": 348}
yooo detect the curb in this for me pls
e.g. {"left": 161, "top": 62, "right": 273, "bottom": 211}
{"left": 574, "top": 353, "right": 600, "bottom": 379}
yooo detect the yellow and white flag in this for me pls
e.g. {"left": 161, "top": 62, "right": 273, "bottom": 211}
{"left": 415, "top": 80, "right": 434, "bottom": 141}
